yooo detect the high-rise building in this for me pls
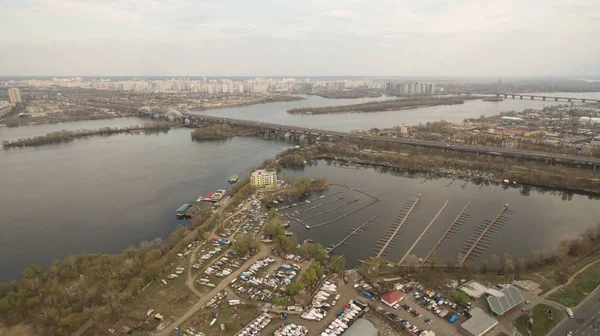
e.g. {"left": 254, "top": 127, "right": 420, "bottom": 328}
{"left": 8, "top": 88, "right": 22, "bottom": 103}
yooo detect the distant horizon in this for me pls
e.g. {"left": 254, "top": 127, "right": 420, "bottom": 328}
{"left": 2, "top": 75, "right": 599, "bottom": 81}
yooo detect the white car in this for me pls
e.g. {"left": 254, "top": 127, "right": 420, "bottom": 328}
{"left": 393, "top": 304, "right": 400, "bottom": 309}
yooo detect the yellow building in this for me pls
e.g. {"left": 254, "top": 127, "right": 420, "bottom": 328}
{"left": 250, "top": 168, "right": 277, "bottom": 188}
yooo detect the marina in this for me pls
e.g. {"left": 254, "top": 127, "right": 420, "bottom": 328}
{"left": 307, "top": 199, "right": 380, "bottom": 229}
{"left": 328, "top": 213, "right": 382, "bottom": 253}
{"left": 459, "top": 204, "right": 512, "bottom": 265}
{"left": 302, "top": 199, "right": 360, "bottom": 220}
{"left": 299, "top": 196, "right": 346, "bottom": 213}
{"left": 372, "top": 194, "right": 422, "bottom": 258}
{"left": 423, "top": 202, "right": 471, "bottom": 263}
{"left": 398, "top": 199, "right": 449, "bottom": 264}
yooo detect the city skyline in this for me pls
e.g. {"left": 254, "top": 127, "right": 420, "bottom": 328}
{"left": 1, "top": 0, "right": 599, "bottom": 77}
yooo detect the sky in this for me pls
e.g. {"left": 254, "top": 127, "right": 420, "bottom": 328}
{"left": 0, "top": 0, "right": 599, "bottom": 77}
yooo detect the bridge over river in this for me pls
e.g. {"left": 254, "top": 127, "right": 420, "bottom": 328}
{"left": 192, "top": 115, "right": 600, "bottom": 169}
{"left": 496, "top": 93, "right": 600, "bottom": 103}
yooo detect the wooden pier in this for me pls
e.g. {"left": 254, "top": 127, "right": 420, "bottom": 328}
{"left": 459, "top": 204, "right": 508, "bottom": 266}
{"left": 423, "top": 201, "right": 471, "bottom": 263}
{"left": 399, "top": 199, "right": 449, "bottom": 264}
{"left": 308, "top": 200, "right": 380, "bottom": 229}
{"left": 373, "top": 194, "right": 421, "bottom": 258}
{"left": 328, "top": 213, "right": 382, "bottom": 253}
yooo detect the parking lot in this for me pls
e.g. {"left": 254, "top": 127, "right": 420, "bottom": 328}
{"left": 373, "top": 290, "right": 463, "bottom": 336}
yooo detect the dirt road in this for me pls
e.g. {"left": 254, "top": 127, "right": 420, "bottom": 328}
{"left": 154, "top": 246, "right": 270, "bottom": 336}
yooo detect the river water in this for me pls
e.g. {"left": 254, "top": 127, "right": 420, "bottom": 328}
{"left": 1, "top": 92, "right": 599, "bottom": 281}
{"left": 0, "top": 130, "right": 290, "bottom": 281}
{"left": 281, "top": 160, "right": 600, "bottom": 268}
{"left": 194, "top": 92, "right": 600, "bottom": 132}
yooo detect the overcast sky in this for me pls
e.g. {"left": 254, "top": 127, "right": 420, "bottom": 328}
{"left": 1, "top": 0, "right": 599, "bottom": 77}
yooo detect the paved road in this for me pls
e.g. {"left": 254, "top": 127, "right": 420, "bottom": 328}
{"left": 550, "top": 290, "right": 600, "bottom": 336}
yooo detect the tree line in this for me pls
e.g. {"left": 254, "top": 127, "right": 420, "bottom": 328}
{"left": 314, "top": 140, "right": 600, "bottom": 194}
{"left": 2, "top": 123, "right": 173, "bottom": 148}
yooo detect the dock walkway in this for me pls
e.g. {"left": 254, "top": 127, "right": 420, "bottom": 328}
{"left": 399, "top": 199, "right": 449, "bottom": 264}
{"left": 459, "top": 204, "right": 508, "bottom": 266}
{"left": 373, "top": 194, "right": 421, "bottom": 258}
{"left": 329, "top": 213, "right": 382, "bottom": 253}
{"left": 423, "top": 201, "right": 471, "bottom": 263}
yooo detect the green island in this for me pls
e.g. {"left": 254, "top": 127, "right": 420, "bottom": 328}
{"left": 287, "top": 96, "right": 482, "bottom": 114}
{"left": 1, "top": 123, "right": 173, "bottom": 148}
{"left": 190, "top": 124, "right": 257, "bottom": 141}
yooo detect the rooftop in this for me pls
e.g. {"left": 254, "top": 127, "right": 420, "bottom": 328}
{"left": 341, "top": 318, "right": 378, "bottom": 336}
{"left": 459, "top": 280, "right": 488, "bottom": 299}
{"left": 486, "top": 285, "right": 524, "bottom": 316}
{"left": 461, "top": 307, "right": 498, "bottom": 336}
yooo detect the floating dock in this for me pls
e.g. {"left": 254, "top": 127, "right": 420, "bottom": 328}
{"left": 423, "top": 201, "right": 471, "bottom": 263}
{"left": 303, "top": 199, "right": 359, "bottom": 220}
{"left": 372, "top": 194, "right": 421, "bottom": 258}
{"left": 308, "top": 199, "right": 380, "bottom": 229}
{"left": 328, "top": 213, "right": 382, "bottom": 253}
{"left": 459, "top": 204, "right": 512, "bottom": 266}
{"left": 300, "top": 197, "right": 345, "bottom": 213}
{"left": 399, "top": 199, "right": 449, "bottom": 264}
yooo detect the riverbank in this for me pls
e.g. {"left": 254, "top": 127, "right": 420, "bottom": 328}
{"left": 309, "top": 142, "right": 600, "bottom": 195}
{"left": 287, "top": 96, "right": 483, "bottom": 114}
{"left": 1, "top": 122, "right": 174, "bottom": 148}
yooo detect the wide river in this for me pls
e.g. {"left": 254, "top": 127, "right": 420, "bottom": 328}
{"left": 1, "top": 92, "right": 599, "bottom": 281}
{"left": 194, "top": 92, "right": 600, "bottom": 132}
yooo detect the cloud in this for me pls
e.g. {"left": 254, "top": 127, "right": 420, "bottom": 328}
{"left": 321, "top": 10, "right": 360, "bottom": 18}
{"left": 0, "top": 0, "right": 598, "bottom": 76}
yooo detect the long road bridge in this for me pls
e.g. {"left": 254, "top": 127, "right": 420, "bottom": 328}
{"left": 192, "top": 115, "right": 600, "bottom": 169}
{"left": 496, "top": 93, "right": 600, "bottom": 103}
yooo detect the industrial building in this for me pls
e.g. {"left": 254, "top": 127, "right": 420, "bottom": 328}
{"left": 341, "top": 318, "right": 378, "bottom": 336}
{"left": 486, "top": 285, "right": 524, "bottom": 316}
{"left": 460, "top": 308, "right": 498, "bottom": 336}
{"left": 250, "top": 168, "right": 277, "bottom": 188}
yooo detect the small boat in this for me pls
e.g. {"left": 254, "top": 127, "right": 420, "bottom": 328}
{"left": 228, "top": 174, "right": 239, "bottom": 183}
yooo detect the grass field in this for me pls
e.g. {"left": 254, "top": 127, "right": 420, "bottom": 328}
{"left": 547, "top": 261, "right": 600, "bottom": 307}
{"left": 181, "top": 301, "right": 262, "bottom": 336}
{"left": 514, "top": 304, "right": 563, "bottom": 336}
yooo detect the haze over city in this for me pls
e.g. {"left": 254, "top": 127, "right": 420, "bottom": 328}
{"left": 1, "top": 0, "right": 599, "bottom": 77}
